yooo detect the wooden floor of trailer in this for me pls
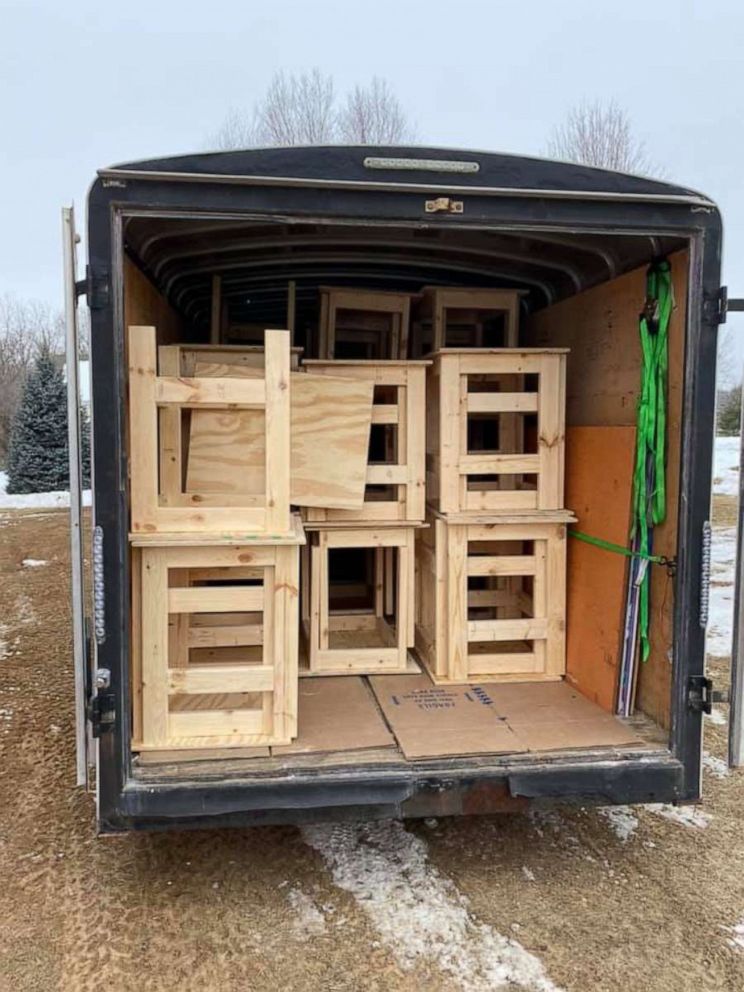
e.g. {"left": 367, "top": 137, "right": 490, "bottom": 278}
{"left": 132, "top": 672, "right": 669, "bottom": 783}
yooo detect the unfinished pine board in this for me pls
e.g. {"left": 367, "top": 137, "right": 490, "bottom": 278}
{"left": 304, "top": 525, "right": 416, "bottom": 675}
{"left": 303, "top": 361, "right": 428, "bottom": 523}
{"left": 318, "top": 287, "right": 416, "bottom": 359}
{"left": 128, "top": 325, "right": 291, "bottom": 536}
{"left": 426, "top": 349, "right": 567, "bottom": 514}
{"left": 415, "top": 508, "right": 575, "bottom": 684}
{"left": 168, "top": 343, "right": 303, "bottom": 374}
{"left": 412, "top": 287, "right": 525, "bottom": 356}
{"left": 564, "top": 426, "right": 635, "bottom": 713}
{"left": 182, "top": 358, "right": 374, "bottom": 510}
{"left": 123, "top": 256, "right": 186, "bottom": 345}
{"left": 132, "top": 539, "right": 300, "bottom": 751}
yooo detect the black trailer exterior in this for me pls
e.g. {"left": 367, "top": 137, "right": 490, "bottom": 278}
{"left": 82, "top": 147, "right": 723, "bottom": 833}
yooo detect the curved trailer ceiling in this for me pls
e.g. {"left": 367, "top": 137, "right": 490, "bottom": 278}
{"left": 114, "top": 147, "right": 699, "bottom": 328}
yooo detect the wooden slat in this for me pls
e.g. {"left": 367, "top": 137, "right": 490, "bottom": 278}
{"left": 467, "top": 618, "right": 548, "bottom": 642}
{"left": 188, "top": 624, "right": 264, "bottom": 647}
{"left": 459, "top": 454, "right": 540, "bottom": 475}
{"left": 157, "top": 346, "right": 183, "bottom": 504}
{"left": 467, "top": 555, "right": 536, "bottom": 577}
{"left": 168, "top": 586, "right": 264, "bottom": 613}
{"left": 274, "top": 543, "right": 299, "bottom": 739}
{"left": 466, "top": 392, "right": 538, "bottom": 413}
{"left": 140, "top": 549, "right": 169, "bottom": 747}
{"left": 128, "top": 326, "right": 160, "bottom": 533}
{"left": 169, "top": 708, "right": 264, "bottom": 738}
{"left": 156, "top": 376, "right": 266, "bottom": 408}
{"left": 263, "top": 330, "right": 291, "bottom": 533}
{"left": 467, "top": 651, "right": 540, "bottom": 675}
{"left": 464, "top": 490, "right": 538, "bottom": 512}
{"left": 167, "top": 665, "right": 275, "bottom": 694}
{"left": 371, "top": 404, "right": 399, "bottom": 424}
{"left": 366, "top": 464, "right": 408, "bottom": 485}
{"left": 447, "top": 523, "right": 468, "bottom": 682}
{"left": 537, "top": 354, "right": 564, "bottom": 509}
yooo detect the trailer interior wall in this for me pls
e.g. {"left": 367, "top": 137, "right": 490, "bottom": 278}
{"left": 526, "top": 249, "right": 687, "bottom": 730}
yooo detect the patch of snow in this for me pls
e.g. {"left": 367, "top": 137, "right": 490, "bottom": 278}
{"left": 647, "top": 804, "right": 712, "bottom": 829}
{"left": 702, "top": 753, "right": 730, "bottom": 779}
{"left": 723, "top": 916, "right": 744, "bottom": 952}
{"left": 287, "top": 886, "right": 327, "bottom": 940}
{"left": 0, "top": 468, "right": 91, "bottom": 509}
{"left": 706, "top": 526, "right": 736, "bottom": 658}
{"left": 21, "top": 558, "right": 48, "bottom": 568}
{"left": 303, "top": 820, "right": 562, "bottom": 992}
{"left": 599, "top": 805, "right": 639, "bottom": 843}
{"left": 0, "top": 625, "right": 9, "bottom": 661}
{"left": 13, "top": 593, "right": 36, "bottom": 626}
{"left": 705, "top": 708, "right": 728, "bottom": 726}
{"left": 521, "top": 866, "right": 536, "bottom": 882}
{"left": 713, "top": 436, "right": 740, "bottom": 497}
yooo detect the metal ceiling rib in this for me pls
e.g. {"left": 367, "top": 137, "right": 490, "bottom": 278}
{"left": 124, "top": 211, "right": 676, "bottom": 325}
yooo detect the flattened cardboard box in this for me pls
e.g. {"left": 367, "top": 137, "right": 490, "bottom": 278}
{"left": 273, "top": 676, "right": 395, "bottom": 755}
{"left": 489, "top": 681, "right": 642, "bottom": 752}
{"left": 370, "top": 674, "right": 525, "bottom": 760}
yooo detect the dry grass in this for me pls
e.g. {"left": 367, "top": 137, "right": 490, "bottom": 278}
{"left": 0, "top": 509, "right": 743, "bottom": 992}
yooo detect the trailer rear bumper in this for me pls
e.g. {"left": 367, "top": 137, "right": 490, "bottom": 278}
{"left": 102, "top": 753, "right": 685, "bottom": 833}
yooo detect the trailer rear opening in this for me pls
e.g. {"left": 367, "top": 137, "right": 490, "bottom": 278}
{"left": 71, "top": 147, "right": 725, "bottom": 831}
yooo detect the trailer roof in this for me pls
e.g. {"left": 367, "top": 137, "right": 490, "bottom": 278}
{"left": 106, "top": 146, "right": 708, "bottom": 327}
{"left": 104, "top": 145, "right": 712, "bottom": 206}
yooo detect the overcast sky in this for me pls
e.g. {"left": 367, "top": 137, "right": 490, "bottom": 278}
{"left": 2, "top": 0, "right": 743, "bottom": 360}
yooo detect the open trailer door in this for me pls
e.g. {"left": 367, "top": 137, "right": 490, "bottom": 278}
{"left": 62, "top": 205, "right": 91, "bottom": 787}
{"left": 727, "top": 296, "right": 744, "bottom": 767}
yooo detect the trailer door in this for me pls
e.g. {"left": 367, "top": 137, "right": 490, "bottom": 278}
{"left": 62, "top": 205, "right": 91, "bottom": 787}
{"left": 725, "top": 297, "right": 744, "bottom": 766}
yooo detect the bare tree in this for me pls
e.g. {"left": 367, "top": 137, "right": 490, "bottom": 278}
{"left": 0, "top": 293, "right": 65, "bottom": 463}
{"left": 209, "top": 70, "right": 416, "bottom": 149}
{"left": 546, "top": 100, "right": 662, "bottom": 177}
{"left": 337, "top": 77, "right": 416, "bottom": 144}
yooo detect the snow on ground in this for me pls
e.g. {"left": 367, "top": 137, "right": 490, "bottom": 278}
{"left": 600, "top": 805, "right": 639, "bottom": 843}
{"left": 713, "top": 436, "right": 740, "bottom": 497}
{"left": 303, "top": 820, "right": 562, "bottom": 992}
{"left": 286, "top": 885, "right": 327, "bottom": 940}
{"left": 647, "top": 804, "right": 713, "bottom": 829}
{"left": 706, "top": 708, "right": 728, "bottom": 726}
{"left": 702, "top": 752, "right": 730, "bottom": 779}
{"left": 0, "top": 470, "right": 91, "bottom": 510}
{"left": 723, "top": 917, "right": 744, "bottom": 952}
{"left": 21, "top": 558, "right": 48, "bottom": 568}
{"left": 707, "top": 526, "right": 737, "bottom": 658}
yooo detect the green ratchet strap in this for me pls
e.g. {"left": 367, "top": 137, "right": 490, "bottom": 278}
{"left": 569, "top": 529, "right": 675, "bottom": 572}
{"left": 633, "top": 260, "right": 672, "bottom": 659}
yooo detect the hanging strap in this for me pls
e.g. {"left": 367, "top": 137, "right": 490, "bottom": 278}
{"left": 633, "top": 260, "right": 673, "bottom": 660}
{"left": 569, "top": 529, "right": 675, "bottom": 573}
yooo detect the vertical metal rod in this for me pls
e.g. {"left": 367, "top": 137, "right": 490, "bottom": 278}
{"left": 62, "top": 206, "right": 88, "bottom": 787}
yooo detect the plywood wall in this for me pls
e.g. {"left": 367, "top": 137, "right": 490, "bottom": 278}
{"left": 123, "top": 255, "right": 187, "bottom": 344}
{"left": 527, "top": 250, "right": 688, "bottom": 728}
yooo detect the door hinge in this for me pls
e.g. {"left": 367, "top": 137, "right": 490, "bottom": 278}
{"left": 688, "top": 676, "right": 729, "bottom": 714}
{"left": 88, "top": 668, "right": 115, "bottom": 736}
{"left": 700, "top": 521, "right": 712, "bottom": 628}
{"left": 86, "top": 265, "right": 110, "bottom": 310}
{"left": 425, "top": 196, "right": 464, "bottom": 214}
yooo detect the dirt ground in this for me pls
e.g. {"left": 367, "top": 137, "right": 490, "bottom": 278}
{"left": 1, "top": 509, "right": 744, "bottom": 992}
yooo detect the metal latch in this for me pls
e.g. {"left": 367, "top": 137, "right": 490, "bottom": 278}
{"left": 88, "top": 668, "right": 115, "bottom": 737}
{"left": 425, "top": 197, "right": 464, "bottom": 214}
{"left": 688, "top": 676, "right": 729, "bottom": 714}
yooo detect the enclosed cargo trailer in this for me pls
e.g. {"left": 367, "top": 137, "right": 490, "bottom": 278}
{"left": 62, "top": 146, "right": 741, "bottom": 833}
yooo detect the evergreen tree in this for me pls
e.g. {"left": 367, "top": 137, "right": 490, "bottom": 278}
{"left": 717, "top": 385, "right": 741, "bottom": 437}
{"left": 6, "top": 348, "right": 90, "bottom": 493}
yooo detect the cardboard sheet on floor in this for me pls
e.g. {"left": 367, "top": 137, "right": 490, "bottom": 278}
{"left": 272, "top": 677, "right": 395, "bottom": 755}
{"left": 488, "top": 681, "right": 643, "bottom": 752}
{"left": 369, "top": 674, "right": 525, "bottom": 760}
